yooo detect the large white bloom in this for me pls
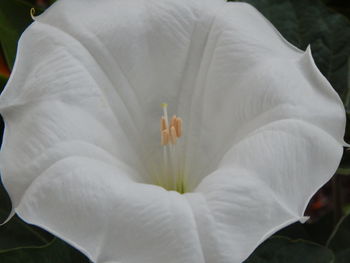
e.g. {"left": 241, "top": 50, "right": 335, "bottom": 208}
{"left": 0, "top": 0, "right": 346, "bottom": 262}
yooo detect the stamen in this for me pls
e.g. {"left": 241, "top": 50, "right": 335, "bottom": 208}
{"left": 170, "top": 126, "right": 177, "bottom": 145}
{"left": 163, "top": 146, "right": 169, "bottom": 187}
{"left": 159, "top": 103, "right": 184, "bottom": 192}
{"left": 171, "top": 115, "right": 177, "bottom": 128}
{"left": 160, "top": 116, "right": 167, "bottom": 131}
{"left": 162, "top": 103, "right": 169, "bottom": 127}
{"left": 175, "top": 118, "right": 182, "bottom": 137}
{"left": 161, "top": 129, "right": 169, "bottom": 146}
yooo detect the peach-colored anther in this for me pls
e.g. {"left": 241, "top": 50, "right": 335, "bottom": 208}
{"left": 170, "top": 126, "right": 177, "bottom": 144}
{"left": 175, "top": 118, "right": 182, "bottom": 137}
{"left": 171, "top": 115, "right": 177, "bottom": 128}
{"left": 161, "top": 129, "right": 170, "bottom": 146}
{"left": 161, "top": 116, "right": 167, "bottom": 131}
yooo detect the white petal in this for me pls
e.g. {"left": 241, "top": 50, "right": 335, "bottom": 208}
{"left": 0, "top": 0, "right": 226, "bottom": 182}
{"left": 0, "top": 0, "right": 226, "bottom": 216}
{"left": 180, "top": 3, "right": 346, "bottom": 188}
{"left": 0, "top": 1, "right": 346, "bottom": 263}
{"left": 179, "top": 3, "right": 345, "bottom": 263}
{"left": 0, "top": 0, "right": 227, "bottom": 261}
{"left": 17, "top": 157, "right": 205, "bottom": 263}
{"left": 0, "top": 21, "right": 144, "bottom": 211}
{"left": 25, "top": 0, "right": 225, "bottom": 165}
{"left": 187, "top": 119, "right": 342, "bottom": 263}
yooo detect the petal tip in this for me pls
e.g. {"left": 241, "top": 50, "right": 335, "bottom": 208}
{"left": 299, "top": 216, "right": 310, "bottom": 224}
{"left": 0, "top": 209, "right": 15, "bottom": 226}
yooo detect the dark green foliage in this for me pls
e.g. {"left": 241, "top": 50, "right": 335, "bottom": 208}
{"left": 0, "top": 0, "right": 33, "bottom": 69}
{"left": 335, "top": 248, "right": 350, "bottom": 263}
{"left": 0, "top": 76, "right": 7, "bottom": 91}
{"left": 244, "top": 237, "right": 334, "bottom": 263}
{"left": 327, "top": 214, "right": 350, "bottom": 252}
{"left": 0, "top": 238, "right": 89, "bottom": 263}
{"left": 326, "top": 214, "right": 350, "bottom": 262}
{"left": 244, "top": 214, "right": 350, "bottom": 262}
{"left": 276, "top": 212, "right": 335, "bottom": 245}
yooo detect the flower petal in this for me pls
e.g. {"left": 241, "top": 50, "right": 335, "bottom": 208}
{"left": 0, "top": 1, "right": 346, "bottom": 263}
{"left": 187, "top": 118, "right": 342, "bottom": 263}
{"left": 0, "top": 0, "right": 226, "bottom": 260}
{"left": 0, "top": 21, "right": 143, "bottom": 211}
{"left": 16, "top": 156, "right": 205, "bottom": 263}
{"left": 180, "top": 3, "right": 346, "bottom": 188}
{"left": 24, "top": 0, "right": 225, "bottom": 166}
{"left": 179, "top": 3, "right": 345, "bottom": 263}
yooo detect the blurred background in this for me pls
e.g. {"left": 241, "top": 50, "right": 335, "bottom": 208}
{"left": 0, "top": 0, "right": 349, "bottom": 262}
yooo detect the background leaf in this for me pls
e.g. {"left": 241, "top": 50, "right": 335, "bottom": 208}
{"left": 327, "top": 214, "right": 350, "bottom": 252}
{"left": 276, "top": 212, "right": 335, "bottom": 245}
{"left": 0, "top": 238, "right": 89, "bottom": 263}
{"left": 0, "top": 0, "right": 33, "bottom": 69}
{"left": 335, "top": 248, "right": 350, "bottom": 263}
{"left": 244, "top": 237, "right": 334, "bottom": 263}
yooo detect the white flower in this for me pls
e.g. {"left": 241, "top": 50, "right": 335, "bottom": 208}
{"left": 0, "top": 0, "right": 346, "bottom": 262}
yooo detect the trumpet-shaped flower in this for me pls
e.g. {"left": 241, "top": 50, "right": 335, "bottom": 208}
{"left": 0, "top": 0, "right": 346, "bottom": 262}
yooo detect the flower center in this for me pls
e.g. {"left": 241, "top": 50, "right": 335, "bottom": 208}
{"left": 158, "top": 103, "right": 186, "bottom": 193}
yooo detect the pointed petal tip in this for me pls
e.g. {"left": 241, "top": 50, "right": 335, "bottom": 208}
{"left": 300, "top": 44, "right": 313, "bottom": 61}
{"left": 299, "top": 216, "right": 310, "bottom": 224}
{"left": 0, "top": 209, "right": 15, "bottom": 226}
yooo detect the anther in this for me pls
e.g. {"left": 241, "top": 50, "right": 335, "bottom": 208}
{"left": 175, "top": 118, "right": 182, "bottom": 137}
{"left": 160, "top": 104, "right": 182, "bottom": 145}
{"left": 161, "top": 116, "right": 167, "bottom": 131}
{"left": 171, "top": 115, "right": 177, "bottom": 128}
{"left": 170, "top": 126, "right": 177, "bottom": 144}
{"left": 161, "top": 129, "right": 169, "bottom": 146}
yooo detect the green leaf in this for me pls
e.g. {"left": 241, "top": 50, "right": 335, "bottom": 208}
{"left": 274, "top": 212, "right": 335, "bottom": 245}
{"left": 336, "top": 167, "right": 350, "bottom": 175}
{"left": 0, "top": 238, "right": 90, "bottom": 263}
{"left": 274, "top": 222, "right": 311, "bottom": 240}
{"left": 343, "top": 204, "right": 350, "bottom": 216}
{"left": 0, "top": 0, "right": 33, "bottom": 69}
{"left": 322, "top": 0, "right": 350, "bottom": 20}
{"left": 235, "top": 0, "right": 350, "bottom": 103}
{"left": 327, "top": 214, "right": 350, "bottom": 262}
{"left": 0, "top": 75, "right": 8, "bottom": 91}
{"left": 244, "top": 236, "right": 334, "bottom": 263}
{"left": 0, "top": 215, "right": 52, "bottom": 251}
{"left": 303, "top": 212, "right": 336, "bottom": 245}
{"left": 0, "top": 179, "right": 12, "bottom": 223}
{"left": 327, "top": 213, "right": 350, "bottom": 252}
{"left": 335, "top": 248, "right": 350, "bottom": 263}
{"left": 338, "top": 137, "right": 350, "bottom": 173}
